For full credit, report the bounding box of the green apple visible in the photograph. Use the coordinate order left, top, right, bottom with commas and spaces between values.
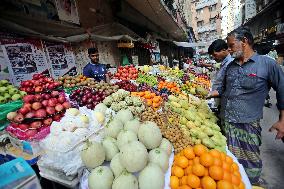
0, 87, 7, 93
0, 80, 9, 86
8, 88, 18, 95
0, 96, 6, 103
19, 91, 27, 96
12, 94, 21, 101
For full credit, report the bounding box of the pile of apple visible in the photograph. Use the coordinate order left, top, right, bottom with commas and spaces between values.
19, 74, 62, 94
69, 87, 107, 110
116, 80, 137, 92
6, 91, 71, 140
112, 65, 138, 80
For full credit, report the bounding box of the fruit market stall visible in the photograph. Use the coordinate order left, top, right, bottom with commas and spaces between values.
0, 66, 252, 189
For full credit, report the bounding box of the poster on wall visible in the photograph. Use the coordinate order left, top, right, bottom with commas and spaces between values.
0, 49, 10, 81
55, 0, 80, 24
1, 39, 50, 86
44, 42, 78, 78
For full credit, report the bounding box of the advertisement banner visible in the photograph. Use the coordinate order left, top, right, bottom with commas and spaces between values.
44, 42, 77, 78
1, 38, 50, 86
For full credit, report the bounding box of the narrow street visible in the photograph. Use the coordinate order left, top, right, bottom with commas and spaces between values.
261, 91, 284, 189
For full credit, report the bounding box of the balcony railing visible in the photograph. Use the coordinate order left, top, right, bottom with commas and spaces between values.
196, 0, 218, 10
197, 23, 217, 33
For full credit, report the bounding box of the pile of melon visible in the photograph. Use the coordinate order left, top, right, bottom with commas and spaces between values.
80, 109, 173, 189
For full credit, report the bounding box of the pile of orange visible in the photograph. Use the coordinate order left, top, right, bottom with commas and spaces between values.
157, 81, 181, 94
131, 91, 163, 110
170, 144, 245, 189
195, 77, 211, 90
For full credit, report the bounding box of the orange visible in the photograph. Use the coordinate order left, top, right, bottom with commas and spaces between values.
220, 153, 226, 161
201, 176, 217, 189
223, 171, 232, 183
193, 157, 200, 164
187, 174, 201, 188
239, 181, 245, 189
231, 163, 239, 172
146, 99, 153, 106
216, 180, 233, 189
200, 153, 214, 167
188, 160, 194, 166
170, 176, 180, 189
233, 185, 239, 189
181, 176, 188, 185
192, 164, 206, 177
210, 149, 221, 158
153, 96, 160, 103
204, 168, 209, 176
222, 162, 231, 172
172, 166, 177, 175
225, 156, 233, 165
176, 156, 189, 169
185, 166, 193, 175
232, 171, 241, 178
231, 174, 241, 186
209, 166, 224, 181
213, 158, 223, 167
193, 144, 208, 157
174, 166, 185, 178
184, 147, 196, 160
180, 185, 192, 189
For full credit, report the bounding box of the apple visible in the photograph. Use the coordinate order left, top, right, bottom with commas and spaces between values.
57, 96, 66, 103
53, 114, 62, 121
32, 102, 42, 110
23, 103, 32, 110
51, 90, 59, 97
46, 107, 56, 115
42, 94, 51, 100
25, 111, 35, 118
34, 94, 42, 102
35, 86, 43, 92
43, 118, 53, 126
30, 121, 42, 129
55, 104, 64, 112
18, 124, 29, 131
62, 102, 71, 109
42, 100, 48, 107
23, 95, 34, 103
35, 109, 47, 118
7, 112, 18, 120
13, 113, 24, 123
48, 98, 57, 107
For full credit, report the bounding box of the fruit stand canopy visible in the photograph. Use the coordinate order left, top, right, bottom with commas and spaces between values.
0, 11, 143, 43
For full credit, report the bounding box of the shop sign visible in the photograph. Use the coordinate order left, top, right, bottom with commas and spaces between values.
117, 41, 134, 48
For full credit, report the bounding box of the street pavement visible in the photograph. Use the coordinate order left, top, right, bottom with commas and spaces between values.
260, 90, 284, 189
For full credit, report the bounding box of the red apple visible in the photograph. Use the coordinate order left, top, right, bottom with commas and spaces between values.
25, 111, 35, 118
42, 93, 51, 100
23, 103, 32, 110
13, 114, 24, 123
34, 94, 42, 102
46, 107, 56, 115
35, 86, 43, 92
62, 102, 71, 109
57, 96, 66, 103
35, 109, 47, 118
53, 114, 61, 121
43, 118, 53, 126
32, 102, 42, 110
30, 121, 42, 129
42, 100, 48, 107
55, 104, 64, 112
18, 124, 29, 130
51, 91, 59, 97
23, 95, 34, 103
10, 122, 19, 128
48, 98, 58, 107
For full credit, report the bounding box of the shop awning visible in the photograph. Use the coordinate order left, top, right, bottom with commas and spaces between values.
173, 41, 210, 47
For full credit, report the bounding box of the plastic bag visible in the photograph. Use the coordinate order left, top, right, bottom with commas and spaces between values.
0, 100, 23, 130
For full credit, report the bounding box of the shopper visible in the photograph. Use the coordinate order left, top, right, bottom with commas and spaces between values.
217, 27, 284, 185
208, 39, 234, 97
83, 47, 109, 82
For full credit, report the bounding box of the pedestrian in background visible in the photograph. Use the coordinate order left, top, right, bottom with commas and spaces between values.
218, 27, 284, 186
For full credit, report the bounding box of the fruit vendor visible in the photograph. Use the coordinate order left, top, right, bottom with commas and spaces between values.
216, 27, 284, 186
83, 48, 109, 82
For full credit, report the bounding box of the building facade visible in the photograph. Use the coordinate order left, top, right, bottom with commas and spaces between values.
189, 0, 222, 54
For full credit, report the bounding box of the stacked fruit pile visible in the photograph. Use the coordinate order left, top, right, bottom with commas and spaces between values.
131, 91, 163, 110
112, 65, 138, 80
194, 74, 211, 90
57, 75, 93, 88
116, 80, 137, 92
69, 87, 108, 110
170, 144, 245, 189
157, 81, 181, 94
20, 74, 61, 94
0, 80, 26, 104
6, 91, 71, 140
136, 73, 158, 87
